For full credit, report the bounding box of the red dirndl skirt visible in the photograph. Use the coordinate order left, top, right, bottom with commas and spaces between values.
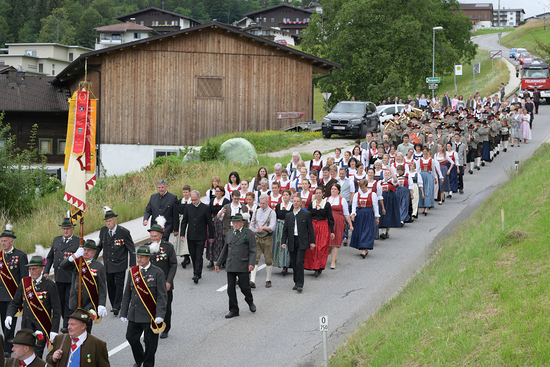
304, 219, 331, 270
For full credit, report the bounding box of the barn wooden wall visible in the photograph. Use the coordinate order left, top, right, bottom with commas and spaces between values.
97, 29, 314, 146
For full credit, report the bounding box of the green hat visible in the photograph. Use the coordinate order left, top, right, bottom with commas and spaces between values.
0, 229, 16, 239
67, 307, 94, 325
135, 245, 151, 256
9, 328, 40, 347
147, 224, 164, 233
104, 210, 118, 220
230, 214, 245, 222
83, 239, 97, 250
26, 255, 45, 267
59, 218, 75, 227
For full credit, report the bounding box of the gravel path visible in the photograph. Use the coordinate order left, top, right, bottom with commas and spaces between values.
264, 137, 355, 157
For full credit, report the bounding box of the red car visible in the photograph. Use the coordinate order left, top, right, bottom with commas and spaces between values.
519, 52, 534, 65
275, 39, 287, 46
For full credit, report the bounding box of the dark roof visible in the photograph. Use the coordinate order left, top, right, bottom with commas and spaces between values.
0, 65, 16, 74
244, 4, 314, 17
115, 7, 201, 25
0, 74, 70, 112
53, 21, 340, 84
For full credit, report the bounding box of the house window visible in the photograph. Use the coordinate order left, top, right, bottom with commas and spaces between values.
51, 64, 55, 76
478, 15, 481, 18
263, 17, 266, 22
307, 17, 310, 21
271, 18, 275, 22
196, 77, 224, 99
296, 29, 300, 35
112, 34, 121, 40
39, 139, 53, 154
57, 140, 66, 155
134, 33, 141, 39
174, 20, 178, 26
0, 61, 4, 65
68, 52, 73, 61
296, 17, 299, 21
256, 17, 260, 22
164, 20, 168, 25
155, 150, 178, 159
39, 63, 43, 73
140, 21, 144, 25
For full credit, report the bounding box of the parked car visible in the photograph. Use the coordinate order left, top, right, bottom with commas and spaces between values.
321, 101, 379, 139
515, 48, 527, 60
275, 39, 287, 46
509, 48, 517, 58
518, 52, 534, 65
376, 104, 405, 126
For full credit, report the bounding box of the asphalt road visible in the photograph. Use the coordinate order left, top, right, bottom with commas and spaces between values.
29, 35, 549, 367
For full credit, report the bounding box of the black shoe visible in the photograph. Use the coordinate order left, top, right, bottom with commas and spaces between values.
249, 303, 256, 312
60, 328, 68, 334
360, 252, 368, 258
313, 270, 319, 278
469, 170, 473, 174
225, 311, 239, 319
476, 166, 480, 170
423, 211, 428, 216
296, 287, 303, 293
133, 363, 142, 367
192, 276, 199, 284
481, 161, 485, 166
160, 331, 169, 339
459, 190, 464, 194
504, 148, 507, 152
250, 281, 256, 288
207, 261, 214, 269
282, 267, 288, 275
112, 309, 119, 316
292, 285, 297, 290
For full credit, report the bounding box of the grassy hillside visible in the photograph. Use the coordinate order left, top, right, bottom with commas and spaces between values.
501, 19, 550, 56
330, 143, 550, 366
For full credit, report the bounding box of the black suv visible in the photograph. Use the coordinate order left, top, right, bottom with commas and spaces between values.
321, 101, 379, 139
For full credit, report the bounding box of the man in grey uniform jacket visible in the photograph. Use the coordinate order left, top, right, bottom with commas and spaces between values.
215, 214, 257, 319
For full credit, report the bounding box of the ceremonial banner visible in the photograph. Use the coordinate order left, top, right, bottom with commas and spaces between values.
0, 251, 22, 316
64, 92, 97, 214
130, 266, 165, 334
22, 277, 52, 347
410, 133, 422, 145
74, 258, 99, 317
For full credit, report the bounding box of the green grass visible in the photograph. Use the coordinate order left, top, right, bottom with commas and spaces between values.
329, 143, 550, 366
501, 19, 550, 57
198, 130, 321, 154
473, 28, 512, 36
2, 133, 315, 253
437, 49, 509, 99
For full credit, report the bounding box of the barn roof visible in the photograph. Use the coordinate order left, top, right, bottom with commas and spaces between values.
244, 4, 314, 17
53, 20, 340, 84
115, 6, 201, 24
0, 73, 70, 112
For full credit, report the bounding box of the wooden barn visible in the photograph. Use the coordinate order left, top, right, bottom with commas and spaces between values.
53, 21, 339, 175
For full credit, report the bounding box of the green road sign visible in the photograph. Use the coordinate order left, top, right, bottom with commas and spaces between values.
426, 77, 440, 83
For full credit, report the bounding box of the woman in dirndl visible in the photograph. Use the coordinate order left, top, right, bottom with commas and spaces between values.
378, 169, 401, 239
446, 142, 459, 196
417, 146, 442, 215
327, 184, 353, 269
350, 179, 380, 258
434, 144, 451, 204
305, 187, 335, 277
175, 184, 192, 269
273, 190, 293, 275
408, 161, 424, 219
207, 185, 229, 269
300, 179, 313, 209
395, 165, 413, 225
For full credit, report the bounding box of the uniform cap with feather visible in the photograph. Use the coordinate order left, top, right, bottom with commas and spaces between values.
102, 206, 118, 220
0, 222, 16, 239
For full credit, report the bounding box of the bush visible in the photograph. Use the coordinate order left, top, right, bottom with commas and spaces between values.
199, 140, 224, 161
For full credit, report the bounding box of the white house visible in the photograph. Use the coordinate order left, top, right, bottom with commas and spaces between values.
243, 25, 299, 46
94, 22, 157, 50
0, 43, 92, 76
492, 8, 525, 27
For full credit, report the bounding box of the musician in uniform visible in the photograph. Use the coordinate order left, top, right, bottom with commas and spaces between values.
6, 256, 61, 358
94, 208, 135, 316
43, 218, 80, 333
120, 245, 167, 367
0, 225, 28, 357
60, 240, 107, 333
499, 108, 511, 152
453, 133, 467, 194
477, 119, 491, 165
146, 223, 176, 339
6, 329, 49, 367
215, 214, 257, 319
47, 308, 110, 367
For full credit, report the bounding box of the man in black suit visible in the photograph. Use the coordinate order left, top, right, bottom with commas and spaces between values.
0, 226, 28, 357
281, 196, 315, 293
442, 91, 451, 108
94, 208, 135, 316
120, 245, 167, 367
215, 214, 257, 319
179, 190, 214, 284
6, 255, 62, 358
143, 179, 179, 241
60, 239, 108, 333
43, 217, 80, 333
147, 224, 177, 339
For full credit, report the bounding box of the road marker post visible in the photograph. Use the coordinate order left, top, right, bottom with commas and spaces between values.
319, 316, 329, 367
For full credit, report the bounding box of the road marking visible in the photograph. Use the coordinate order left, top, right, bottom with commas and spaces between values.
216, 264, 266, 292
109, 340, 130, 357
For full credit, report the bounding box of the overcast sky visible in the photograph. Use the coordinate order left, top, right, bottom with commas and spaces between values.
460, 1, 546, 18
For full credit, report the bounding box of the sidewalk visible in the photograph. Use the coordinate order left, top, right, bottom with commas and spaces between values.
501, 57, 521, 99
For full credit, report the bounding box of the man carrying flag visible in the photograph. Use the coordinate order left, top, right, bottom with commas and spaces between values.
0, 224, 28, 358
5, 255, 62, 358
120, 245, 167, 367
60, 239, 107, 333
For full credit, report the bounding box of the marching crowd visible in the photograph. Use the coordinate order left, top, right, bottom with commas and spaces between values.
0, 88, 540, 367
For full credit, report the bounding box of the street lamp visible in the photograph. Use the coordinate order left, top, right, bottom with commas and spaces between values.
432, 26, 444, 100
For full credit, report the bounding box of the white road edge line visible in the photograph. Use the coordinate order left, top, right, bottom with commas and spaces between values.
108, 340, 130, 357
216, 264, 266, 292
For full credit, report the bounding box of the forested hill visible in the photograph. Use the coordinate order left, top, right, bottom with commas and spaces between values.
0, 0, 308, 48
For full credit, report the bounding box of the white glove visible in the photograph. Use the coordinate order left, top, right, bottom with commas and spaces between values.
98, 305, 107, 318
73, 247, 85, 259
154, 317, 164, 324
120, 317, 127, 324
4, 316, 12, 330
49, 332, 58, 343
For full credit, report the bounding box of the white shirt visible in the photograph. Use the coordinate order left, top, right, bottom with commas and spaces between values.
351, 191, 380, 217
71, 331, 88, 350
140, 262, 151, 272
250, 206, 276, 233
327, 196, 349, 215
21, 354, 36, 366
293, 209, 300, 236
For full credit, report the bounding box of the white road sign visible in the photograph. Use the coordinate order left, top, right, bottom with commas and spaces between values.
319, 316, 329, 332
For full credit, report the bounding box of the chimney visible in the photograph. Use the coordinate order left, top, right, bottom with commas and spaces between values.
16, 70, 25, 78
8, 69, 16, 86
130, 18, 136, 23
